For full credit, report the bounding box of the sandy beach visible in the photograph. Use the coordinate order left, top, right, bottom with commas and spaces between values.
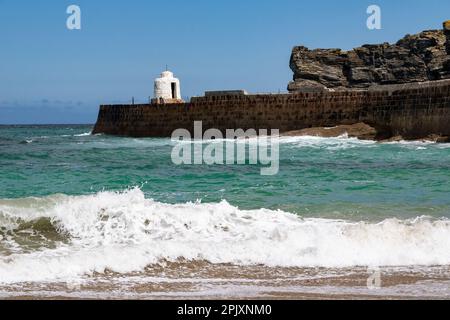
2, 262, 449, 300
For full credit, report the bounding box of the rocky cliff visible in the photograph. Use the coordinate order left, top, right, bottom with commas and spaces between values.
288, 22, 450, 92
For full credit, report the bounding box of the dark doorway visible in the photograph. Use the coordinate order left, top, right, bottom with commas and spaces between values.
171, 83, 176, 99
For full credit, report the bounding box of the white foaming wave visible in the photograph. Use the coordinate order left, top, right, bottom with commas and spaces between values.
381, 139, 450, 150
277, 134, 376, 150
174, 134, 376, 151
278, 135, 450, 150
79, 138, 175, 149
73, 132, 92, 137
59, 132, 92, 138
0, 188, 450, 282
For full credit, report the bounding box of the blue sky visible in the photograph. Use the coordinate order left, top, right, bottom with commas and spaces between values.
1, 0, 449, 124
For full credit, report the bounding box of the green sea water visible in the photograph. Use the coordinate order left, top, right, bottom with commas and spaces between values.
1, 124, 450, 222
1, 124, 450, 289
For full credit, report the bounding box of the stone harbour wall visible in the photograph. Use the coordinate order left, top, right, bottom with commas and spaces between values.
93, 79, 450, 140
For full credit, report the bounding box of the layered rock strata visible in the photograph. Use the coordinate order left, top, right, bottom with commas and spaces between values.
289, 23, 450, 92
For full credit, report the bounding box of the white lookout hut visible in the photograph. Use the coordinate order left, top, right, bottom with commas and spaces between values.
153, 70, 183, 104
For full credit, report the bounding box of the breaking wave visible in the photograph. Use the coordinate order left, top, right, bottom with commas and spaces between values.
0, 188, 450, 282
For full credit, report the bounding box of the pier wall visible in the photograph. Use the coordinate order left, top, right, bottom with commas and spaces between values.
93, 80, 450, 139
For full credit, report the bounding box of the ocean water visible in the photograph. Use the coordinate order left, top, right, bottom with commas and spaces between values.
1, 124, 450, 298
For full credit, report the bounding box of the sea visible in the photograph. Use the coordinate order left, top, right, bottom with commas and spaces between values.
0, 124, 449, 299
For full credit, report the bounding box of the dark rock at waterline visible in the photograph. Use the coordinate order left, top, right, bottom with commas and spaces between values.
282, 123, 378, 140
283, 124, 450, 143
288, 26, 450, 91
377, 136, 405, 143
423, 134, 450, 143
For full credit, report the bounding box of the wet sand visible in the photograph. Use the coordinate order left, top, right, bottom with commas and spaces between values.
1, 262, 450, 300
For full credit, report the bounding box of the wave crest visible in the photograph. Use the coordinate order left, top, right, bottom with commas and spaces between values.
0, 188, 450, 282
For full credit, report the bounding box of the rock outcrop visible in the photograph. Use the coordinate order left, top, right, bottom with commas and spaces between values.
283, 123, 378, 140
445, 20, 450, 54
288, 22, 450, 91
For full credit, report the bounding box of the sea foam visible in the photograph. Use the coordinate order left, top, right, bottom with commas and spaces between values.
0, 188, 450, 282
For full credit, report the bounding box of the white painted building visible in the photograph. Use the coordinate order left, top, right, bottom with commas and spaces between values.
153, 70, 182, 103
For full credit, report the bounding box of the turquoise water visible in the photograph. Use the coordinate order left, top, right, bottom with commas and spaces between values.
1, 124, 450, 222
1, 124, 450, 287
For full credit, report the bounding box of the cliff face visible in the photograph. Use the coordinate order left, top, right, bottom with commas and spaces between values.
288, 27, 450, 92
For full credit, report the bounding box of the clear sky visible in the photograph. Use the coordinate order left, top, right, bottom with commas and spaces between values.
1, 0, 449, 124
